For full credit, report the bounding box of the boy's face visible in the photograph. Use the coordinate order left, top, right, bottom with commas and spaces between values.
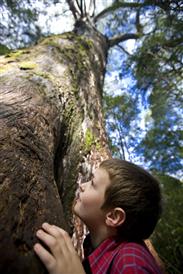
73, 167, 111, 230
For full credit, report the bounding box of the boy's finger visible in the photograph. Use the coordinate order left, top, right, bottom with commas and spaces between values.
53, 225, 77, 254
42, 223, 71, 249
42, 223, 63, 239
34, 243, 55, 272
40, 224, 70, 257
41, 223, 75, 256
36, 229, 59, 252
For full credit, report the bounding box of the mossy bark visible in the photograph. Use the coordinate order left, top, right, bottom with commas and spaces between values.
0, 29, 110, 273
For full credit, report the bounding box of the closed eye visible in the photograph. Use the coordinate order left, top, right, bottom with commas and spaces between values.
90, 173, 95, 187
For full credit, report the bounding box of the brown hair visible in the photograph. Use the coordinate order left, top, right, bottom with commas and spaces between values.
100, 159, 162, 241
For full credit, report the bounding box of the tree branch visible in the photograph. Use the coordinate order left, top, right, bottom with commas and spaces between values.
163, 37, 183, 48
117, 44, 131, 56
66, 0, 80, 20
94, 1, 144, 23
89, 0, 96, 18
83, 0, 87, 17
75, 0, 82, 16
135, 8, 143, 35
94, 0, 172, 23
109, 33, 140, 48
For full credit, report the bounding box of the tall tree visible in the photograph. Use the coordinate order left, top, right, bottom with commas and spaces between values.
0, 0, 180, 272
0, 26, 110, 273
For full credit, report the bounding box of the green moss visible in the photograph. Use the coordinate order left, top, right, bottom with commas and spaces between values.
0, 64, 10, 73
34, 70, 51, 79
84, 128, 102, 152
6, 50, 23, 58
39, 33, 94, 100
60, 39, 93, 96
84, 129, 95, 151
40, 38, 61, 48
0, 44, 10, 55
19, 61, 37, 70
96, 141, 101, 150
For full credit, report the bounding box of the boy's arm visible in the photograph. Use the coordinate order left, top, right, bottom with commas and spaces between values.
34, 223, 85, 274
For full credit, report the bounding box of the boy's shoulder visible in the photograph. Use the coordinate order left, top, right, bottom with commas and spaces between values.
115, 241, 152, 260
83, 236, 163, 274
112, 241, 162, 273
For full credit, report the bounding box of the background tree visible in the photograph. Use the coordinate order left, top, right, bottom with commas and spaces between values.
129, 0, 183, 176
103, 0, 182, 176
0, 1, 182, 273
151, 174, 183, 274
103, 92, 140, 160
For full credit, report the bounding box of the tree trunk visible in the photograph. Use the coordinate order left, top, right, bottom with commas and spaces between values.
0, 26, 110, 273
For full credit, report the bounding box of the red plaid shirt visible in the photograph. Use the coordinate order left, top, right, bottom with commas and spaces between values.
82, 235, 163, 274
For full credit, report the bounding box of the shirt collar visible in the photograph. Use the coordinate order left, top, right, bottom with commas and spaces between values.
83, 233, 121, 259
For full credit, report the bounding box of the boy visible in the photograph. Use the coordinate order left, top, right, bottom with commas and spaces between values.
34, 159, 163, 273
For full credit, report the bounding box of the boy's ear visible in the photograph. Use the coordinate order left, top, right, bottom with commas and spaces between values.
105, 208, 126, 227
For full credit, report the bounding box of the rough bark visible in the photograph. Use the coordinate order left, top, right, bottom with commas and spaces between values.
0, 26, 110, 273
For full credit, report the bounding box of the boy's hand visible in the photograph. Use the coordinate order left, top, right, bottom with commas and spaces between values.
34, 223, 85, 274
